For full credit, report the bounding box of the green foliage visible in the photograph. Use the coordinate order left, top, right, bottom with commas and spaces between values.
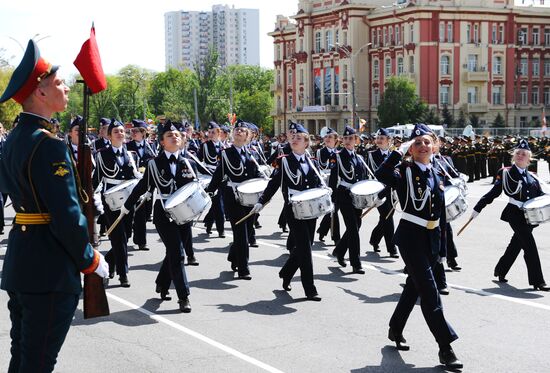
0, 65, 20, 129
493, 112, 506, 128
441, 105, 454, 128
422, 108, 441, 125
456, 109, 467, 128
377, 76, 427, 126
469, 113, 480, 128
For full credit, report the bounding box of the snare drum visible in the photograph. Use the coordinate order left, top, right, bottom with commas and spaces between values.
523, 195, 550, 225
450, 173, 468, 195
444, 185, 468, 222
164, 182, 212, 225
290, 188, 333, 220
104, 179, 139, 211
349, 180, 386, 209
236, 178, 270, 207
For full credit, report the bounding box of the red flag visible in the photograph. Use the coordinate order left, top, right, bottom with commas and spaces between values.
74, 25, 107, 94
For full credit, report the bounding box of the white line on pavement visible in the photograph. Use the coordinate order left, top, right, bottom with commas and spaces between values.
193, 227, 550, 312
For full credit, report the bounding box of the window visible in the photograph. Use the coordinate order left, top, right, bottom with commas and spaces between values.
325, 30, 333, 50
492, 24, 497, 44
377, 29, 381, 47
315, 32, 321, 53
373, 60, 379, 79
300, 69, 304, 84
439, 23, 445, 43
467, 87, 478, 104
343, 31, 348, 45
335, 30, 339, 45
544, 87, 550, 105
499, 25, 505, 44
468, 54, 478, 72
474, 24, 479, 43
409, 55, 415, 73
447, 23, 453, 43
288, 95, 293, 109
383, 28, 387, 46
466, 24, 471, 43
276, 45, 281, 60
520, 87, 528, 105
533, 59, 540, 76
409, 23, 414, 43
389, 27, 393, 45
533, 28, 539, 45
493, 56, 502, 75
533, 86, 539, 105
545, 59, 550, 76
288, 69, 292, 85
519, 28, 527, 45
520, 116, 527, 127
493, 86, 502, 105
300, 39, 304, 52
372, 30, 377, 47
397, 57, 404, 75
441, 55, 450, 75
373, 88, 380, 106
395, 25, 400, 45
545, 29, 550, 46
440, 86, 449, 105
520, 58, 528, 76
385, 58, 391, 76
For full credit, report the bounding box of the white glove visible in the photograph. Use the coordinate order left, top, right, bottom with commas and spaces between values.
93, 192, 104, 216
94, 251, 109, 278
251, 203, 263, 214
470, 210, 479, 220
139, 191, 152, 203
120, 205, 130, 216
438, 256, 446, 264
398, 140, 413, 155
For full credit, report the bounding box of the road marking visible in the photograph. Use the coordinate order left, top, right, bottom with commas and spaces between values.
106, 292, 285, 373
193, 227, 550, 312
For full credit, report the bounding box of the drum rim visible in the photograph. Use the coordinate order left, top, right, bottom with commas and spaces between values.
290, 188, 329, 201
104, 179, 139, 194
165, 182, 201, 208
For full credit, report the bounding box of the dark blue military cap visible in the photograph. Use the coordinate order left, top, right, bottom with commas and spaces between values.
288, 121, 298, 132
342, 125, 356, 136
99, 118, 111, 126
183, 121, 192, 129
208, 121, 220, 130
70, 115, 83, 130
409, 123, 433, 140
376, 127, 390, 137
324, 127, 337, 136
234, 120, 249, 129
516, 138, 531, 151
172, 121, 184, 132
131, 119, 147, 129
0, 39, 59, 104
158, 120, 179, 138
295, 123, 308, 135
108, 119, 124, 135
221, 124, 231, 133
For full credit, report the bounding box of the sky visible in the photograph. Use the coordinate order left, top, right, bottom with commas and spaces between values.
0, 0, 298, 79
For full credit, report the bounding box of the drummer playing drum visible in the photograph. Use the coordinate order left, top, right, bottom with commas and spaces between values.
205, 121, 263, 280
252, 124, 323, 301
329, 126, 370, 274
470, 138, 550, 291
120, 121, 201, 312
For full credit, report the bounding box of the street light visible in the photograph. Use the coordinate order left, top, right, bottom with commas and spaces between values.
332, 41, 371, 129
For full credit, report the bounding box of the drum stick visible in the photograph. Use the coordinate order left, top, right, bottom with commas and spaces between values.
385, 201, 398, 220
457, 217, 474, 236
106, 212, 126, 236
360, 205, 377, 219
236, 211, 255, 225
5, 201, 12, 208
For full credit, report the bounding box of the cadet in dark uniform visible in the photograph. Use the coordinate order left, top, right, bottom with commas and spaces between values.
329, 126, 369, 273
0, 123, 5, 235
122, 122, 196, 312
67, 116, 81, 163
93, 120, 142, 287
199, 121, 225, 237
0, 39, 109, 373
253, 124, 323, 301
367, 128, 398, 258
205, 121, 262, 279
375, 124, 462, 369
93, 117, 111, 153
471, 139, 549, 291
316, 127, 341, 244
183, 121, 200, 155
127, 119, 157, 250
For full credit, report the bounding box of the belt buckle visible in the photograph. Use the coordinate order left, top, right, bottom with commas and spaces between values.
426, 220, 438, 229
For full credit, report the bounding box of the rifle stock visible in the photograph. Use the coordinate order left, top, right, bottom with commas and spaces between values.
79, 82, 110, 319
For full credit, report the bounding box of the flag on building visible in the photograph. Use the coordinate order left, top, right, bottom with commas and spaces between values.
74, 24, 107, 94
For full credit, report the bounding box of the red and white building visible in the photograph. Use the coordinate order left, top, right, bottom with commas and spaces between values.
269, 0, 550, 134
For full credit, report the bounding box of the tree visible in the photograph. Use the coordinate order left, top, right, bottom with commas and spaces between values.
441, 105, 454, 128
377, 76, 427, 126
422, 108, 441, 125
493, 112, 505, 128
115, 65, 153, 122
149, 68, 196, 122
193, 48, 220, 127
456, 109, 466, 128
0, 66, 20, 129
469, 113, 480, 128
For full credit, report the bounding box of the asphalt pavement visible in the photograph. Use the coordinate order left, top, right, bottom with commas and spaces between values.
1, 162, 550, 373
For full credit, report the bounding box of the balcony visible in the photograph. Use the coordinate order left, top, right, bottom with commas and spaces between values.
467, 103, 488, 113
465, 71, 489, 82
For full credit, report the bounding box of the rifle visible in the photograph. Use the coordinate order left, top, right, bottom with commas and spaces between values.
78, 81, 110, 319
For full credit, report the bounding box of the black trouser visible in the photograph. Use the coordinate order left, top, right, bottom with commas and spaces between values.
247, 214, 257, 245
0, 192, 5, 232
204, 193, 225, 234
280, 205, 318, 297
132, 198, 150, 246
390, 242, 458, 346
495, 221, 545, 286
224, 190, 251, 276
433, 262, 447, 290
317, 204, 341, 242
179, 222, 195, 258
466, 155, 475, 182
277, 208, 287, 230
480, 155, 487, 178
155, 210, 190, 300
333, 191, 362, 269
369, 197, 396, 254
103, 203, 133, 276
446, 223, 458, 262
7, 291, 79, 373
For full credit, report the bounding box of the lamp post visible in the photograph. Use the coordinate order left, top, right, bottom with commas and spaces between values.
333, 42, 371, 130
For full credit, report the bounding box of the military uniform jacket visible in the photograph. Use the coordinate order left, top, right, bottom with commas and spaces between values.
328, 150, 369, 194
124, 150, 199, 224
199, 140, 221, 172
93, 137, 110, 154
205, 145, 262, 196
93, 146, 141, 193
316, 146, 336, 172
375, 151, 447, 257
127, 139, 157, 169
0, 113, 95, 294
474, 165, 544, 226
259, 153, 323, 206
432, 154, 460, 186
266, 142, 291, 165
187, 138, 200, 155
367, 148, 394, 198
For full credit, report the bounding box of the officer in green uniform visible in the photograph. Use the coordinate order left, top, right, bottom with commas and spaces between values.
0, 40, 109, 373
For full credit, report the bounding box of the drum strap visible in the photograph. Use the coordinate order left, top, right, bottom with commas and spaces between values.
508, 198, 523, 208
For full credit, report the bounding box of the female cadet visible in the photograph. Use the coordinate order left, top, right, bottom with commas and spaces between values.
93, 120, 142, 287
329, 126, 369, 274
121, 121, 198, 312
375, 124, 462, 369
252, 124, 323, 301
471, 139, 549, 291
205, 121, 262, 280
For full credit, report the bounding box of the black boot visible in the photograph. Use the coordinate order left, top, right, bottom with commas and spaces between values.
388, 328, 409, 351
178, 297, 191, 313
438, 346, 463, 369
